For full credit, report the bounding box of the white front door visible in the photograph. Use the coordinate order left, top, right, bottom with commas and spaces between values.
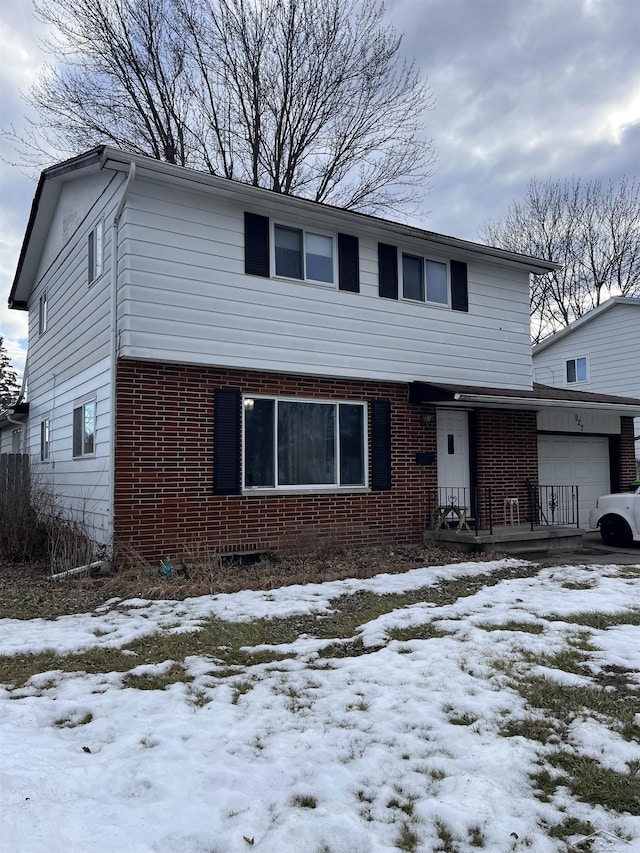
437, 409, 470, 496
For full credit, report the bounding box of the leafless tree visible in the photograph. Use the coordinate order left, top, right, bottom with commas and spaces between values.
12, 0, 434, 213
482, 176, 640, 343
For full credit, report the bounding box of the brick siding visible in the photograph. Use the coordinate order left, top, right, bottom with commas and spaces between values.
620, 416, 637, 488
114, 360, 438, 560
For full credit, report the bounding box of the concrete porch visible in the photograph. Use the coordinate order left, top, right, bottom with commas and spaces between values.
424, 523, 586, 557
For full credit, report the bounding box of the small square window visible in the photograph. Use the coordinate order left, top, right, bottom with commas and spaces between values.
566, 356, 588, 383
274, 224, 334, 284
40, 419, 50, 461
73, 401, 95, 458
39, 292, 48, 335
401, 254, 448, 305
88, 221, 104, 284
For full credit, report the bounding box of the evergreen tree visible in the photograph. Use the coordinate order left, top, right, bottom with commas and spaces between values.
0, 338, 21, 410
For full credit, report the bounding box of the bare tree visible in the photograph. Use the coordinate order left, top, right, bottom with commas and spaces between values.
13, 0, 434, 213
482, 176, 640, 343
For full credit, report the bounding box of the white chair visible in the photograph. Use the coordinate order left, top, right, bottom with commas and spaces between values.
503, 497, 520, 525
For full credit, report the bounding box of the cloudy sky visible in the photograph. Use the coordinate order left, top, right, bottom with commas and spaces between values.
1, 0, 639, 379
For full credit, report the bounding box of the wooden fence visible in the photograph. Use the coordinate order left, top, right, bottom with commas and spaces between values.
0, 453, 30, 510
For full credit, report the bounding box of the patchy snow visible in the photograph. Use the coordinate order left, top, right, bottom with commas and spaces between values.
0, 558, 639, 852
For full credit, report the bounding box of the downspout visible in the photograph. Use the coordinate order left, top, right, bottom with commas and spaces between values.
5, 351, 29, 453
108, 162, 136, 549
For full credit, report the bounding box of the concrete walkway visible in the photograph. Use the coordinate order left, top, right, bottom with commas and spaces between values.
541, 530, 640, 566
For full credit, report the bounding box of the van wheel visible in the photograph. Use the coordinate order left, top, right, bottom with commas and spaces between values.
600, 516, 633, 548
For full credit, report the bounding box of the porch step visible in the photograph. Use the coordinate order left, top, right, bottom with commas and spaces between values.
424, 524, 586, 557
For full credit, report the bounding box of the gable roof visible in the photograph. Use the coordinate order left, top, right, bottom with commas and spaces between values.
533, 297, 640, 356
9, 145, 560, 309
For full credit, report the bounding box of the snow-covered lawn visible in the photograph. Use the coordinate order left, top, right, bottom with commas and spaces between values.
1, 558, 639, 852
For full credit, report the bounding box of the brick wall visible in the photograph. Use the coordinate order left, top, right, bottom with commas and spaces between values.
619, 416, 638, 488
114, 360, 438, 560
474, 408, 539, 520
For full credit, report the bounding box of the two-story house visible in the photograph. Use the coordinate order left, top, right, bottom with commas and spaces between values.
533, 297, 640, 471
7, 147, 640, 560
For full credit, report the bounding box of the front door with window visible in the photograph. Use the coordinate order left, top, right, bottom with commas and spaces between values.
437, 409, 470, 500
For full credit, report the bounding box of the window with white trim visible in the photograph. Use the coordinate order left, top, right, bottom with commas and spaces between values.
88, 221, 104, 284
38, 291, 48, 334
243, 396, 366, 490
566, 356, 588, 383
402, 254, 448, 305
40, 419, 50, 461
73, 400, 95, 458
274, 224, 335, 284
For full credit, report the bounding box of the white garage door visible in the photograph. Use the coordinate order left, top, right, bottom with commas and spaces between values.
538, 435, 610, 529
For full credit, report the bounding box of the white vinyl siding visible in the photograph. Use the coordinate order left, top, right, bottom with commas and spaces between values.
116, 179, 534, 390
533, 301, 640, 458
26, 359, 112, 542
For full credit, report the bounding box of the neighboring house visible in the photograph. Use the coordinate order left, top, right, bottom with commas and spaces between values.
6, 147, 640, 559
533, 298, 640, 472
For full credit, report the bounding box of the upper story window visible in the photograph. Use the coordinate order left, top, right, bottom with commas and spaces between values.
566, 356, 588, 383
88, 221, 104, 284
73, 400, 95, 458
274, 224, 334, 284
245, 212, 359, 292
38, 291, 48, 334
243, 395, 366, 491
378, 242, 468, 312
402, 254, 448, 305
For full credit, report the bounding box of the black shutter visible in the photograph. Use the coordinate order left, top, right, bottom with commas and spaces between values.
378, 243, 398, 299
371, 399, 392, 491
244, 212, 270, 277
213, 388, 241, 495
450, 260, 468, 312
338, 233, 360, 292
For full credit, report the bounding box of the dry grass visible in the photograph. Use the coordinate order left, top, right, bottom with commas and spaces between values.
0, 539, 499, 620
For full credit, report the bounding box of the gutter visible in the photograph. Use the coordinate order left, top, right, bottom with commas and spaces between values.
451, 391, 640, 415
107, 161, 136, 547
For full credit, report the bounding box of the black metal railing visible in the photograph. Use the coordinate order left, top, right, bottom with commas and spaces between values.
526, 481, 580, 529
426, 486, 493, 535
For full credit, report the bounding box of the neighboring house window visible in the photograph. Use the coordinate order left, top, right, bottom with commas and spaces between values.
88, 221, 104, 283
402, 254, 448, 305
274, 224, 334, 284
243, 396, 366, 490
73, 400, 95, 457
11, 429, 21, 453
566, 356, 588, 383
40, 419, 50, 461
38, 291, 48, 334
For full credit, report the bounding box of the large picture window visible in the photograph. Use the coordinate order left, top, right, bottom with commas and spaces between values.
402, 254, 448, 305
274, 224, 334, 284
73, 400, 95, 458
243, 396, 366, 490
